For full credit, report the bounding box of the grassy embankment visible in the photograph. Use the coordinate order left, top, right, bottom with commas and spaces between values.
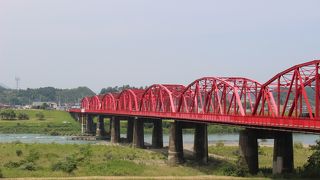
0, 142, 313, 178
208, 144, 313, 177
0, 109, 81, 135
0, 143, 232, 178
0, 109, 241, 135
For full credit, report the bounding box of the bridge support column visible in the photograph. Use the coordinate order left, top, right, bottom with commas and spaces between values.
127, 118, 134, 143
133, 118, 144, 148
81, 114, 86, 134
273, 132, 294, 174
96, 115, 106, 139
239, 129, 258, 174
152, 119, 163, 148
111, 116, 120, 143
168, 121, 184, 165
86, 115, 95, 135
194, 123, 208, 164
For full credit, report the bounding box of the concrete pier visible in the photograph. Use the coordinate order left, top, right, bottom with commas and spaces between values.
194, 123, 208, 164
96, 115, 106, 139
85, 115, 95, 135
111, 116, 120, 143
127, 118, 134, 143
273, 132, 294, 174
239, 129, 258, 174
152, 119, 163, 148
168, 121, 184, 165
133, 118, 144, 148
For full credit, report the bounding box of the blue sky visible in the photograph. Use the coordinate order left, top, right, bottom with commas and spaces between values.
0, 0, 319, 92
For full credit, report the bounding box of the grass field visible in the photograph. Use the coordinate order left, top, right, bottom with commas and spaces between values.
0, 143, 240, 178
0, 143, 314, 179
0, 109, 81, 135
208, 145, 313, 169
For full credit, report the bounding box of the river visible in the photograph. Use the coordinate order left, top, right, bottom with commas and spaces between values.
0, 133, 319, 146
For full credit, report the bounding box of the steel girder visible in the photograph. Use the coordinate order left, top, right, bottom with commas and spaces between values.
253, 60, 320, 119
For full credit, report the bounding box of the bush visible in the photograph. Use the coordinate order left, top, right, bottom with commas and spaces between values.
301, 140, 320, 177
26, 150, 40, 163
16, 149, 23, 157
35, 112, 45, 120
0, 110, 16, 120
17, 112, 29, 120
51, 155, 78, 173
0, 168, 3, 178
4, 161, 21, 168
19, 162, 37, 171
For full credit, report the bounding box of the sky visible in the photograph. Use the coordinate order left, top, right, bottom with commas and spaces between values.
0, 0, 320, 93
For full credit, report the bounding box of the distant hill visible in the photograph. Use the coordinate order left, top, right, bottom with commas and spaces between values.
0, 86, 95, 105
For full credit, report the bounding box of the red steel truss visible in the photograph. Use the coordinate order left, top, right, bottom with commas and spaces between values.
70, 60, 320, 133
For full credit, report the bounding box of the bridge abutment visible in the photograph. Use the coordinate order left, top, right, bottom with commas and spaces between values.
239, 129, 259, 174
152, 119, 163, 148
168, 121, 184, 165
273, 132, 294, 174
133, 118, 144, 148
194, 123, 208, 164
111, 116, 120, 143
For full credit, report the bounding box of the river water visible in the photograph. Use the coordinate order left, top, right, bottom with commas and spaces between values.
0, 133, 319, 146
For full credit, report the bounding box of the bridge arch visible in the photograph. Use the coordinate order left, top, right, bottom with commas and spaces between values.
81, 97, 90, 110
178, 77, 245, 115
140, 84, 185, 113
253, 60, 320, 119
220, 77, 262, 115
89, 95, 102, 110
117, 89, 144, 111
101, 93, 117, 111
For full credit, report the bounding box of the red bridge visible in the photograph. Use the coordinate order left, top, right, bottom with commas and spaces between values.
69, 60, 320, 175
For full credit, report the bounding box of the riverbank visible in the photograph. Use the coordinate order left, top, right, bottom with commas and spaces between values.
0, 110, 81, 135
0, 142, 313, 179
0, 109, 242, 135
0, 142, 231, 178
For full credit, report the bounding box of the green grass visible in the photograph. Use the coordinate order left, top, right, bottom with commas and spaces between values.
208, 145, 313, 169
0, 143, 241, 178
0, 109, 81, 135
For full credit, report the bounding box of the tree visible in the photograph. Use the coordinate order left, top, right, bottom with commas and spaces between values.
301, 140, 320, 177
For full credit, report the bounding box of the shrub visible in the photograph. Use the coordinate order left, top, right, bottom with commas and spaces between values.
35, 112, 45, 120
0, 110, 16, 120
0, 168, 3, 178
17, 112, 29, 120
301, 140, 320, 177
16, 149, 23, 157
4, 161, 21, 168
26, 150, 40, 162
51, 155, 78, 173
19, 162, 36, 171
